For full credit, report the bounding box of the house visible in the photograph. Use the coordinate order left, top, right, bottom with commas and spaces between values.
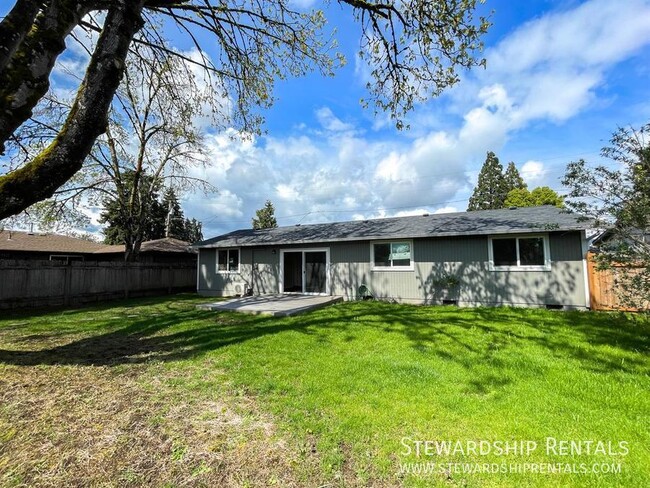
0, 230, 105, 262
194, 206, 593, 309
0, 230, 196, 265
93, 238, 197, 264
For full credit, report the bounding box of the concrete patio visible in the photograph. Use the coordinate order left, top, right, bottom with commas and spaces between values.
197, 294, 343, 317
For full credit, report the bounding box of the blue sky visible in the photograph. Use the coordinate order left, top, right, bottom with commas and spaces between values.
184, 0, 650, 238
3, 0, 650, 239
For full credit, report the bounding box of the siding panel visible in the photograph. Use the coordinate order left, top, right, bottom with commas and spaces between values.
198, 231, 587, 307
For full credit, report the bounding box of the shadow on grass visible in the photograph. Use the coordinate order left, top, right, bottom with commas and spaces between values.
0, 298, 648, 378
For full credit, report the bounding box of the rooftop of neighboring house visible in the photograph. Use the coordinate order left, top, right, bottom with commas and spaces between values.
0, 230, 193, 255
0, 229, 104, 254
93, 238, 194, 254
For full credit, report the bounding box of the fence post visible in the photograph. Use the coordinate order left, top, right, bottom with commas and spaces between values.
124, 263, 130, 299
63, 263, 71, 306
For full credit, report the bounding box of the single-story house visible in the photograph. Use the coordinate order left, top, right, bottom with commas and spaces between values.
194, 206, 593, 309
0, 230, 196, 264
93, 238, 197, 264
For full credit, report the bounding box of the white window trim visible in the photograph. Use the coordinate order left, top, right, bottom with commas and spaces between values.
216, 247, 241, 274
370, 240, 414, 271
488, 234, 551, 272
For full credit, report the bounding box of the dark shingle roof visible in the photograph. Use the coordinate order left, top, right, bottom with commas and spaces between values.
93, 238, 193, 254
196, 206, 591, 249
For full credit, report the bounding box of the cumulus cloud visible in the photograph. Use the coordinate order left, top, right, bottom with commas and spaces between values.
51, 0, 650, 239
479, 0, 650, 126
520, 160, 548, 186
315, 107, 356, 133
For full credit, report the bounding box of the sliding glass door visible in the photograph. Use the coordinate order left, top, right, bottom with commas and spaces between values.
281, 249, 329, 294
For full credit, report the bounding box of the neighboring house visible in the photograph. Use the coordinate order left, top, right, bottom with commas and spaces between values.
194, 206, 593, 309
0, 230, 104, 262
0, 230, 196, 264
93, 238, 197, 264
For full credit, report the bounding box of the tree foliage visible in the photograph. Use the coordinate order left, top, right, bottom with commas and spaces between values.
467, 151, 508, 211
101, 180, 202, 254
504, 161, 527, 192
0, 0, 490, 219
161, 188, 203, 242
563, 123, 650, 309
504, 186, 564, 208
252, 199, 278, 229
4, 43, 212, 259
99, 171, 166, 248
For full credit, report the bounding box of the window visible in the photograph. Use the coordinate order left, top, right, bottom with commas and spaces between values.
489, 235, 549, 270
217, 248, 239, 272
372, 241, 412, 269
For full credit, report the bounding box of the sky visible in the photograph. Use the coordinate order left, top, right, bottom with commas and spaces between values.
3, 0, 650, 239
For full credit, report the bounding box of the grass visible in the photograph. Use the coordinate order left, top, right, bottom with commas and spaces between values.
1, 295, 648, 487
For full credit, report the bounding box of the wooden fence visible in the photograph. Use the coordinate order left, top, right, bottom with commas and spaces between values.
587, 252, 648, 311
0, 260, 196, 310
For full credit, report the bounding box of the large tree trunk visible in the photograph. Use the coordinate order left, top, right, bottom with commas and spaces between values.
0, 0, 146, 220
0, 0, 91, 154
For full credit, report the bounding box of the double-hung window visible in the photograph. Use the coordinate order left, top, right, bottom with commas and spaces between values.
371, 241, 413, 270
217, 248, 240, 273
489, 235, 550, 271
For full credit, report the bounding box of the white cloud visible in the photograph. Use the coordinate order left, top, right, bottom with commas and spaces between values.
520, 160, 547, 185
59, 0, 650, 239
478, 0, 650, 126
315, 107, 355, 132
433, 206, 458, 214
288, 0, 317, 9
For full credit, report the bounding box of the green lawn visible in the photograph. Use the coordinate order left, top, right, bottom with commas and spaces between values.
1, 295, 648, 487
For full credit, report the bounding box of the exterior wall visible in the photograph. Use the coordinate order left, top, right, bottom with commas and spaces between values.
197, 247, 279, 296
197, 231, 588, 308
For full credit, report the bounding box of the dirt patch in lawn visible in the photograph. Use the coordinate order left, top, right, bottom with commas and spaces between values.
0, 363, 321, 487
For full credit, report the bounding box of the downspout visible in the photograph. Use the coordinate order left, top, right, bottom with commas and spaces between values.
195, 248, 200, 292
250, 248, 255, 295
581, 230, 591, 309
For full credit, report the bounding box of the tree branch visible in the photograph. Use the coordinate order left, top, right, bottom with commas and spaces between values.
0, 0, 147, 219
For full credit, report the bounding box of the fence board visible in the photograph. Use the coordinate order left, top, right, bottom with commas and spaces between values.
0, 260, 196, 310
587, 252, 648, 311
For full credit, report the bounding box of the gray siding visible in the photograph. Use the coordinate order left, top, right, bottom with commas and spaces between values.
198, 231, 588, 308
198, 248, 251, 296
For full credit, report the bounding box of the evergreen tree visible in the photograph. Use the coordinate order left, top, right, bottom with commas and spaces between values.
99, 171, 167, 248
467, 152, 508, 211
504, 162, 527, 193
161, 188, 185, 239
182, 218, 204, 243
161, 188, 204, 242
252, 200, 278, 229
100, 181, 204, 258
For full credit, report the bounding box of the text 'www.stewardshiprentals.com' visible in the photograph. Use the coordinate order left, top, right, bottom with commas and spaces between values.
398, 462, 623, 476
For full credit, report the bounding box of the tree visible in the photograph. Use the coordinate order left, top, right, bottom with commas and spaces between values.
161, 188, 203, 242
252, 200, 278, 229
467, 151, 508, 211
180, 218, 203, 243
7, 42, 212, 260
563, 123, 650, 308
504, 161, 527, 192
99, 170, 167, 247
101, 181, 203, 251
504, 186, 564, 208
0, 0, 490, 219
162, 187, 184, 238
